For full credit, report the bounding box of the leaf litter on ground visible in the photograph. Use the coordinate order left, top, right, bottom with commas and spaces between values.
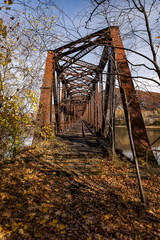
0, 137, 160, 239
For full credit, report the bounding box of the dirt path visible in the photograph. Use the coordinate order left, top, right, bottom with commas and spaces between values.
0, 121, 160, 240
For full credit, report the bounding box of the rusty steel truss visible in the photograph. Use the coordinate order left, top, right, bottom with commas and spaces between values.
36, 26, 156, 163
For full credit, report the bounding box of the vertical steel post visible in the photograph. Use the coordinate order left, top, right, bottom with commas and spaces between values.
97, 106, 99, 133
60, 82, 65, 131
52, 64, 60, 135
102, 56, 112, 135
37, 52, 54, 127
92, 82, 96, 130
88, 102, 90, 123
110, 27, 155, 162
107, 49, 116, 154
99, 73, 103, 133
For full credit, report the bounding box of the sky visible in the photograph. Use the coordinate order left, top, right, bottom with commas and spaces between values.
51, 0, 160, 93
56, 0, 160, 93
54, 0, 93, 38
61, 0, 89, 16
0, 0, 159, 93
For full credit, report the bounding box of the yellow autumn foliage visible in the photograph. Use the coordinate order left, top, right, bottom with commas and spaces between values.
0, 95, 32, 160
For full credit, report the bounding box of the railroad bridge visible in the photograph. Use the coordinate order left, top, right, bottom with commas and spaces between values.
36, 26, 155, 164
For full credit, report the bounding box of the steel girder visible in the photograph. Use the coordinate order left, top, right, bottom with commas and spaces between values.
36, 52, 54, 126
36, 26, 156, 163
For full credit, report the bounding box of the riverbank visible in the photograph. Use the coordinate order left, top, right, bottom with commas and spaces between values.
0, 135, 160, 240
115, 125, 160, 129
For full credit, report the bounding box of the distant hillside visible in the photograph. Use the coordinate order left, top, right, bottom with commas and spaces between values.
115, 88, 160, 111
114, 89, 160, 125
136, 90, 160, 111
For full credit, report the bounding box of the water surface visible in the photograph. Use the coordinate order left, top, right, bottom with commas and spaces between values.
115, 127, 160, 164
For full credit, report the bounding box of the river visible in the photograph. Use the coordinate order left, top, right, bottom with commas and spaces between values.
115, 126, 160, 165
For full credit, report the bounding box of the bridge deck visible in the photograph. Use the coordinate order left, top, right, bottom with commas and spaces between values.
46, 121, 105, 177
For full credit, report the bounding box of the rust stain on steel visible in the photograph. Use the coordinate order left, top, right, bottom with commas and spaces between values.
110, 27, 151, 150
37, 51, 54, 126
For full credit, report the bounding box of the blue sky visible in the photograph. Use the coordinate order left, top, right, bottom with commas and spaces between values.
61, 0, 89, 15
1, 0, 159, 93
50, 0, 160, 93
